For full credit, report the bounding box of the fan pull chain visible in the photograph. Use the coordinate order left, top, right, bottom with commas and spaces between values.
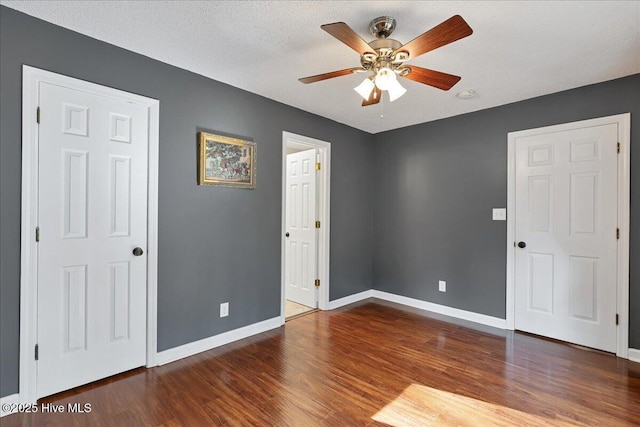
379, 94, 384, 120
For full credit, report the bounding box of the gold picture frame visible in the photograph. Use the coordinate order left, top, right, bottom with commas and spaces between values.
198, 132, 256, 188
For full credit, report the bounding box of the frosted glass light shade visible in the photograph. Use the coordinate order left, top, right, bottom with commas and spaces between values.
374, 67, 396, 91
354, 78, 375, 100
387, 78, 407, 102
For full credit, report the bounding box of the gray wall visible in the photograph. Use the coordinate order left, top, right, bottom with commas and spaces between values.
373, 75, 639, 344
0, 6, 373, 397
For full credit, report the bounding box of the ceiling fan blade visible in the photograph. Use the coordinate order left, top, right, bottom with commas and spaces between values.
401, 66, 461, 91
362, 87, 382, 106
321, 22, 376, 55
299, 68, 363, 84
394, 15, 472, 60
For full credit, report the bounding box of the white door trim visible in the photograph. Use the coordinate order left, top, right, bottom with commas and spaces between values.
281, 131, 331, 323
506, 113, 631, 358
19, 65, 160, 404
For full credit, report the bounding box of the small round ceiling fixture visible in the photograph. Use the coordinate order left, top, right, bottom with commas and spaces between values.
456, 89, 477, 99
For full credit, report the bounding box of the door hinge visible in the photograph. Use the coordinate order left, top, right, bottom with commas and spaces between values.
35, 344, 39, 361
315, 162, 321, 171
616, 228, 620, 239
314, 279, 320, 287
36, 107, 40, 124
616, 314, 619, 325
617, 142, 620, 153
35, 226, 40, 242
315, 221, 320, 229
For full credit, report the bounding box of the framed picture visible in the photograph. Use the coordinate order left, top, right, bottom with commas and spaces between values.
198, 132, 256, 188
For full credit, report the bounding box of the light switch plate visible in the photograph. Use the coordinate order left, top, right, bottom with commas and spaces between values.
492, 208, 507, 221
220, 302, 229, 318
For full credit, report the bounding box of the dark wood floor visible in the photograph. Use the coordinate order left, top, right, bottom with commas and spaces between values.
4, 299, 640, 426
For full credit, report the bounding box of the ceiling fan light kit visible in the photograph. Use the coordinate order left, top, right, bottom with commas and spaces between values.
387, 79, 407, 102
354, 77, 375, 99
373, 67, 395, 91
300, 15, 473, 107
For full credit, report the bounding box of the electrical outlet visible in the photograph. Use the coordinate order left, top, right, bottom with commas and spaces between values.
220, 302, 229, 318
439, 281, 446, 292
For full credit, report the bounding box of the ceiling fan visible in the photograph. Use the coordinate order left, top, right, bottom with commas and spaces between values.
299, 15, 473, 106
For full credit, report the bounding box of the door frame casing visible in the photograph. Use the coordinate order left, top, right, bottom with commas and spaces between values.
19, 66, 160, 403
505, 113, 631, 358
281, 131, 331, 323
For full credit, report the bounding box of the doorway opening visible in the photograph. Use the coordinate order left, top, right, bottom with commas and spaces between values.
281, 132, 331, 322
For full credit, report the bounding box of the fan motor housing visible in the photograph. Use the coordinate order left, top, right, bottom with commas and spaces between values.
368, 38, 402, 52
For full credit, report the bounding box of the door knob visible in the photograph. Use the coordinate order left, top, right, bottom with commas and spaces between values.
285, 232, 290, 238
517, 241, 526, 249
132, 247, 144, 256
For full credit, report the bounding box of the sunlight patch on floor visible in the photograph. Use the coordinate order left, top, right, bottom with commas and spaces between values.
372, 384, 577, 426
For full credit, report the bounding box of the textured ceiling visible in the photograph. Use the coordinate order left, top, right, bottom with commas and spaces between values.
2, 1, 639, 133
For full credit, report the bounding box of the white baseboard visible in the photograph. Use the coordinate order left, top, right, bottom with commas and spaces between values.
0, 393, 21, 417
371, 290, 508, 329
328, 288, 507, 330
629, 348, 640, 363
155, 317, 282, 366
328, 290, 374, 310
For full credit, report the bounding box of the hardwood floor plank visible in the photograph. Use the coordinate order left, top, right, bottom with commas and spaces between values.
3, 299, 639, 426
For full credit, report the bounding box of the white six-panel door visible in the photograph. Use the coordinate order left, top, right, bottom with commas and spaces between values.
514, 123, 618, 352
36, 82, 149, 398
285, 148, 318, 308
